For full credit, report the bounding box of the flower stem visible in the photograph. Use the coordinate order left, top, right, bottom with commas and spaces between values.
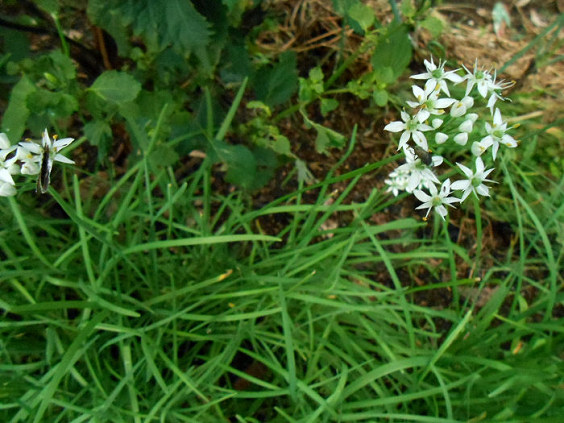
472, 194, 483, 263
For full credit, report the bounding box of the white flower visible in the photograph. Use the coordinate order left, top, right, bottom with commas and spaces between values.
19, 129, 75, 166
0, 155, 17, 183
392, 147, 440, 193
450, 96, 474, 117
406, 85, 456, 118
16, 144, 41, 175
480, 108, 518, 160
0, 133, 13, 150
0, 181, 16, 197
411, 57, 464, 96
385, 168, 410, 196
486, 71, 514, 113
414, 178, 459, 220
451, 157, 496, 202
384, 110, 433, 151
18, 129, 75, 193
471, 139, 492, 157
463, 60, 493, 98
0, 133, 19, 192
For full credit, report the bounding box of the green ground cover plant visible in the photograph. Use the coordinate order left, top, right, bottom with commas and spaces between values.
1, 1, 563, 422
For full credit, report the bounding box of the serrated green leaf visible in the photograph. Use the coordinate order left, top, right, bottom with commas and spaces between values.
309, 67, 324, 84
255, 132, 293, 157
400, 0, 416, 18
295, 159, 316, 185
314, 125, 346, 154
373, 89, 388, 107
164, 0, 211, 51
253, 51, 298, 107
247, 101, 272, 116
270, 136, 292, 156
84, 120, 113, 161
302, 112, 346, 154
149, 143, 179, 169
213, 139, 257, 190
84, 120, 112, 147
320, 98, 339, 117
347, 2, 375, 32
27, 90, 78, 117
89, 71, 141, 105
420, 15, 444, 38
86, 0, 132, 55
1, 75, 35, 141
87, 0, 211, 56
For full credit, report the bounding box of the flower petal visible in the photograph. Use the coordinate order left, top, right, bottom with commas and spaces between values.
53, 153, 75, 165
53, 137, 75, 150
384, 121, 405, 133
413, 189, 431, 203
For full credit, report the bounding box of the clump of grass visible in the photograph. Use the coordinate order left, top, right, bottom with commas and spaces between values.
1, 119, 563, 422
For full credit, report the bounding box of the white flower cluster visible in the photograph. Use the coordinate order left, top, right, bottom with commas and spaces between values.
0, 129, 75, 196
384, 58, 518, 220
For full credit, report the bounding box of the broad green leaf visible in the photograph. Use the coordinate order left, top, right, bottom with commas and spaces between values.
89, 71, 141, 105
0, 27, 30, 63
252, 147, 278, 190
371, 23, 412, 80
35, 0, 59, 15
374, 66, 395, 85
221, 0, 240, 11
1, 75, 35, 141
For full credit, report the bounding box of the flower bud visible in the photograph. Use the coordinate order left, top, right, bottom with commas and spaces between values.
454, 132, 468, 145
